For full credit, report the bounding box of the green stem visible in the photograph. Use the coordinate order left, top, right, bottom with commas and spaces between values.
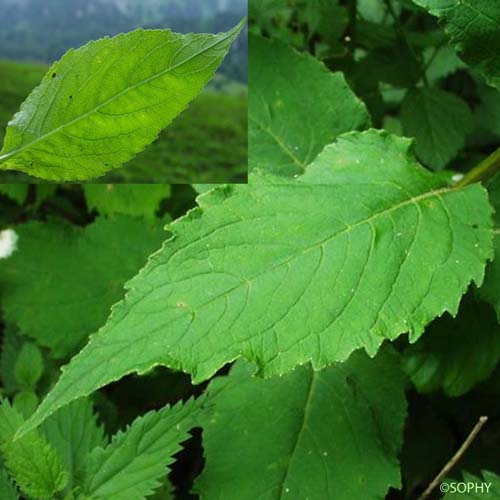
455, 147, 500, 187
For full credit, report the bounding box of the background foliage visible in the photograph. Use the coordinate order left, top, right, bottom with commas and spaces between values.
1, 1, 500, 499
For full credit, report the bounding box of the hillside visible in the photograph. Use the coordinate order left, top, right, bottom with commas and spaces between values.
0, 0, 247, 82
0, 59, 248, 184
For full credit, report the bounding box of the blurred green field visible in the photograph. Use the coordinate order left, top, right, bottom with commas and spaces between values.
0, 59, 248, 184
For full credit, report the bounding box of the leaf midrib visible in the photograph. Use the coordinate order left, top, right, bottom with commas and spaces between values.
0, 27, 238, 165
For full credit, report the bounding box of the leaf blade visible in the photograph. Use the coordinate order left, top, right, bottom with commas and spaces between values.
19, 130, 494, 435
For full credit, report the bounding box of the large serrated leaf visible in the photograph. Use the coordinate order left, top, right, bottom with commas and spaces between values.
0, 22, 244, 181
19, 130, 493, 434
195, 348, 407, 500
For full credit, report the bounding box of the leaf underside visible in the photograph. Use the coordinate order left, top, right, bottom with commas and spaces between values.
20, 129, 493, 434
0, 22, 244, 181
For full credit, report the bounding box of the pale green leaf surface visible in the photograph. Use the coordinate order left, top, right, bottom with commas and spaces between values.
401, 87, 472, 169
195, 348, 407, 500
414, 1, 500, 88
80, 398, 200, 500
0, 216, 165, 358
0, 22, 244, 181
249, 34, 370, 176
443, 470, 500, 498
19, 130, 494, 434
0, 185, 29, 205
0, 400, 68, 500
41, 399, 106, 490
84, 184, 171, 218
0, 468, 19, 500
403, 297, 500, 396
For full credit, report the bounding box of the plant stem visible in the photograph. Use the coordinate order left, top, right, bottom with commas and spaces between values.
455, 147, 500, 187
417, 416, 488, 500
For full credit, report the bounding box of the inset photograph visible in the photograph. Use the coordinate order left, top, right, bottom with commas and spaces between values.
0, 0, 248, 184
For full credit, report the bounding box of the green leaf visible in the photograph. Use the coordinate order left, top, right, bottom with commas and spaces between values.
20, 130, 494, 434
0, 186, 28, 205
0, 216, 165, 358
40, 399, 106, 490
443, 470, 500, 499
414, 1, 500, 89
0, 400, 68, 500
79, 398, 200, 500
13, 391, 39, 419
424, 45, 466, 83
0, 22, 245, 181
400, 87, 472, 169
0, 468, 19, 500
249, 34, 370, 176
403, 297, 500, 396
196, 348, 407, 499
83, 184, 171, 218
14, 341, 44, 389
0, 327, 24, 394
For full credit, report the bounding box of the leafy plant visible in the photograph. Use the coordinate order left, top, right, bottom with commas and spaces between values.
2, 1, 500, 499
0, 21, 245, 181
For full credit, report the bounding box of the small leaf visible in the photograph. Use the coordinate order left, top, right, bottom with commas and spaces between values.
249, 34, 370, 176
84, 184, 171, 218
195, 348, 407, 500
13, 391, 39, 419
400, 87, 472, 169
0, 22, 245, 181
14, 342, 44, 389
20, 130, 493, 434
0, 216, 166, 358
0, 400, 68, 500
80, 398, 201, 500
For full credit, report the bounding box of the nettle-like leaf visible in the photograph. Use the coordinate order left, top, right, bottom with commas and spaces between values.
40, 399, 107, 490
79, 398, 201, 500
20, 129, 493, 434
0, 400, 68, 500
249, 34, 370, 176
400, 87, 472, 170
0, 22, 244, 181
195, 347, 407, 500
414, 1, 500, 88
84, 184, 171, 218
403, 297, 500, 397
0, 216, 165, 358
